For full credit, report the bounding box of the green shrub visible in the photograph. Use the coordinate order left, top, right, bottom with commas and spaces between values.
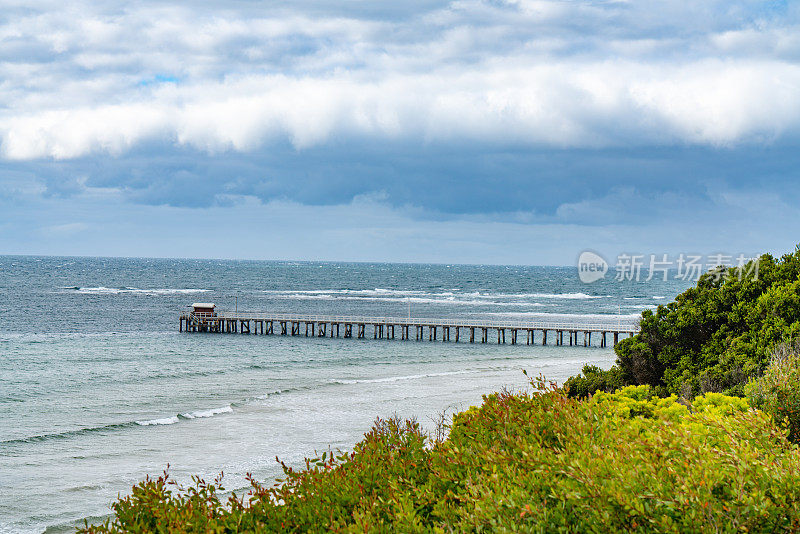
81, 384, 800, 533
569, 245, 800, 398
747, 341, 800, 443
563, 363, 627, 398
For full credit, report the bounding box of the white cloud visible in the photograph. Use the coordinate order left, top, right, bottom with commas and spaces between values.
628, 60, 800, 145
3, 104, 172, 159
5, 60, 800, 159
0, 0, 799, 160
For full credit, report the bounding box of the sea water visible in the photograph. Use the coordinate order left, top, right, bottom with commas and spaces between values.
0, 256, 689, 533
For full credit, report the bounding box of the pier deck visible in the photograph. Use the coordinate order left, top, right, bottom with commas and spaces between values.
180, 311, 638, 347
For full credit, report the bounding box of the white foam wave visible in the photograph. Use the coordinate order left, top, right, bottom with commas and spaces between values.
263, 288, 605, 301
465, 291, 608, 300
136, 405, 233, 426
526, 292, 608, 299
331, 369, 477, 385
265, 292, 547, 307
71, 287, 210, 296
481, 311, 641, 322
278, 294, 337, 300
180, 405, 233, 419
263, 288, 426, 297
138, 288, 210, 295
136, 416, 179, 426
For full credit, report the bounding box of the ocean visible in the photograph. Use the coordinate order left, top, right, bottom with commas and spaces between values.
0, 256, 689, 533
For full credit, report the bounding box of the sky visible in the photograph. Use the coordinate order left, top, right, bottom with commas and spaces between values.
1, 0, 799, 265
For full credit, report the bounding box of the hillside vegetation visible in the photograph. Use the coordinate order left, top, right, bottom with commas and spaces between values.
567, 246, 800, 398
81, 383, 800, 533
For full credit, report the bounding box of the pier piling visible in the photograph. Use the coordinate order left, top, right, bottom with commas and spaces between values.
179, 311, 638, 349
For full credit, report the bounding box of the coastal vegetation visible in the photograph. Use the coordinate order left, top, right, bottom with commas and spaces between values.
80, 245, 800, 532
746, 340, 800, 444
566, 246, 800, 400
81, 382, 800, 533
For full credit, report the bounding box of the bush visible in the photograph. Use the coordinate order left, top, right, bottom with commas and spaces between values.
563, 364, 626, 398
80, 384, 800, 533
569, 245, 800, 398
747, 341, 800, 443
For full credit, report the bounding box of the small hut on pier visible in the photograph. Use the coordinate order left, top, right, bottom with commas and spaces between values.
191, 303, 216, 317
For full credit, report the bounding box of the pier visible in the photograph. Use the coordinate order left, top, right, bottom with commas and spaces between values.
180, 310, 638, 348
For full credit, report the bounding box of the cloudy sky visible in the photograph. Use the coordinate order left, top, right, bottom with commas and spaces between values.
1, 0, 798, 264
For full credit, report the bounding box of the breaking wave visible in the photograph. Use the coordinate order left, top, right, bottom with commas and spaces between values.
2, 404, 236, 445
64, 287, 210, 295
260, 288, 611, 307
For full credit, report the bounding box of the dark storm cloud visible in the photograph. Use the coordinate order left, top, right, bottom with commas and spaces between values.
5, 142, 799, 223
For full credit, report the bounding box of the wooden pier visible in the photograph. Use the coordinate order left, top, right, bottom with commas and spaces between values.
179, 311, 638, 348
